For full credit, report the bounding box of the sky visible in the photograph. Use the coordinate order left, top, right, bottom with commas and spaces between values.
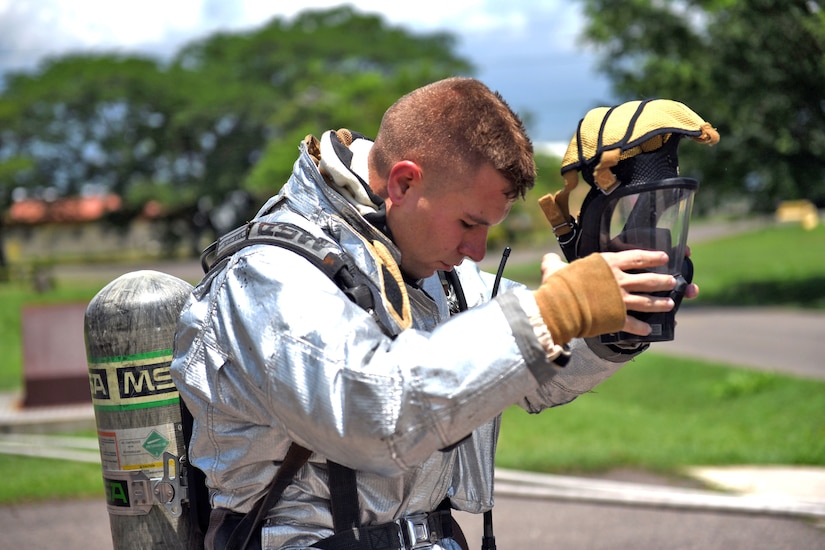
0, 0, 618, 143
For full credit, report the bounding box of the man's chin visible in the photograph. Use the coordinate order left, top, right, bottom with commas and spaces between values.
403, 261, 459, 280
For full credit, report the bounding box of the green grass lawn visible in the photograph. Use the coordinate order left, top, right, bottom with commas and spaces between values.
497, 352, 825, 474
504, 222, 825, 307
0, 454, 103, 504
689, 222, 825, 308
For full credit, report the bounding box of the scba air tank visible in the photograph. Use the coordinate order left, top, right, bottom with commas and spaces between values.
85, 270, 195, 549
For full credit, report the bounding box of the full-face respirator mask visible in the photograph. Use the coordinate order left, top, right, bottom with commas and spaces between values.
539, 99, 719, 344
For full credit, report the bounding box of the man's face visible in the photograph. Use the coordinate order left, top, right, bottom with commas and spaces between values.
387, 162, 514, 280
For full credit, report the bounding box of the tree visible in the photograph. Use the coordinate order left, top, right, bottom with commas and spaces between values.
578, 0, 825, 212
0, 6, 472, 258
0, 55, 172, 198
168, 6, 470, 196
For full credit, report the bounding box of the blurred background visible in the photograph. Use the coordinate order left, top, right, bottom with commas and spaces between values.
1, 0, 822, 271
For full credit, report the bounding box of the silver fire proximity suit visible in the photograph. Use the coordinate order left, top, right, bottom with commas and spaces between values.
170, 130, 641, 549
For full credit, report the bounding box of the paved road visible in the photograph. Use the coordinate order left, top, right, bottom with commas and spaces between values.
653, 306, 825, 380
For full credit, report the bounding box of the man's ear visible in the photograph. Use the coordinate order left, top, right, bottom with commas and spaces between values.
386, 161, 423, 204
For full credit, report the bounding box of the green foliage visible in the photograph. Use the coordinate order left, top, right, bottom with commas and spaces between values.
0, 156, 34, 187
488, 152, 565, 249
0, 6, 472, 247
689, 223, 825, 307
0, 55, 173, 197
497, 353, 825, 473
578, 0, 825, 213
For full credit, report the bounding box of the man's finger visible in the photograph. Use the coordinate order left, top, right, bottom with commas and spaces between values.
624, 293, 675, 313
623, 316, 652, 336
622, 272, 677, 294
603, 249, 669, 271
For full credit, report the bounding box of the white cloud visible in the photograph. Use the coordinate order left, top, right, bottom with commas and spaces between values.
0, 0, 586, 55
0, 0, 612, 140
2, 0, 201, 48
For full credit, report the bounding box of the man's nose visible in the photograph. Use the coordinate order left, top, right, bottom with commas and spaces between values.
459, 229, 488, 262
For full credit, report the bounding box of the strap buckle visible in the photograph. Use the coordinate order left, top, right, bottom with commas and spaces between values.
397, 513, 438, 549
102, 451, 188, 518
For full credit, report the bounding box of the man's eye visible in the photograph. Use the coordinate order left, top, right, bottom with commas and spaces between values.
461, 220, 475, 229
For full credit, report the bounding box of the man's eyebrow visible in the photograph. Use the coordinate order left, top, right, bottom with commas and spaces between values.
465, 213, 493, 226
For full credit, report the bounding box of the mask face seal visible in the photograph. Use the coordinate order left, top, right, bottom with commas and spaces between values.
538, 99, 720, 345
582, 178, 698, 343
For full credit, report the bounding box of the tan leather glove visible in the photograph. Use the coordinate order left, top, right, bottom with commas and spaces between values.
533, 254, 625, 346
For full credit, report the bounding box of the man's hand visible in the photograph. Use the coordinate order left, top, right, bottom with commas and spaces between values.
539, 253, 568, 284
600, 249, 699, 336
536, 249, 700, 339
533, 254, 626, 346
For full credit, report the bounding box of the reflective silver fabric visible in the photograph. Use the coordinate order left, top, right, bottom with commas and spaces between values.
171, 139, 631, 549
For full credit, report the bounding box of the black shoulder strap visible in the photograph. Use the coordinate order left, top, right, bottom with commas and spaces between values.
202, 221, 340, 274
180, 399, 209, 550
201, 221, 373, 311
327, 461, 360, 533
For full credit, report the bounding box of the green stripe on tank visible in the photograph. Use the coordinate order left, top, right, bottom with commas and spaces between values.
93, 396, 180, 412
87, 349, 173, 364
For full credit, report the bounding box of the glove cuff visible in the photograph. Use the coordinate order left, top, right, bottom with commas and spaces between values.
533, 254, 625, 345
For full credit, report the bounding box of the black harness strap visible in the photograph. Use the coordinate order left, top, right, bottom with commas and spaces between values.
312, 509, 456, 550
180, 400, 210, 550
328, 461, 361, 533
225, 443, 313, 550
201, 221, 374, 313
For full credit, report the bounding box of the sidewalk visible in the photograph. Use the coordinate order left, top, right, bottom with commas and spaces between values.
0, 390, 94, 435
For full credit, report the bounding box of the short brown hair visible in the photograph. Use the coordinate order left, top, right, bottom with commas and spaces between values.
370, 77, 536, 199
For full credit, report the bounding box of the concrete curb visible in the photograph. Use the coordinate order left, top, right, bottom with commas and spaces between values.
0, 391, 95, 434
494, 468, 825, 520
0, 433, 100, 463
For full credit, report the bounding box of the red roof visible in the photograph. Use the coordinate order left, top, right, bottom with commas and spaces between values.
7, 194, 122, 224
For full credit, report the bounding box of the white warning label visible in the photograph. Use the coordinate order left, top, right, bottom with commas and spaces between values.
98, 424, 177, 477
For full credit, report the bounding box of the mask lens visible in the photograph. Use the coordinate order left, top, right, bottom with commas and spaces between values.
604, 183, 696, 277
596, 179, 698, 344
